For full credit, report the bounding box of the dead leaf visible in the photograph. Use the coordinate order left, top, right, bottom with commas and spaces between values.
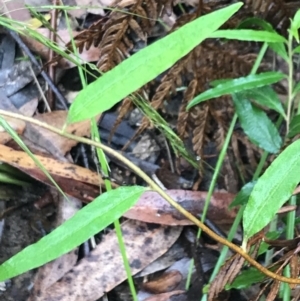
143, 270, 182, 294
124, 190, 237, 226
24, 110, 100, 157
28, 220, 182, 301
0, 0, 31, 22
0, 144, 117, 201
0, 116, 26, 144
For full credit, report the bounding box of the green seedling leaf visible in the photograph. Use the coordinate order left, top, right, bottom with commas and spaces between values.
288, 114, 300, 138
240, 86, 286, 118
290, 9, 300, 42
187, 72, 285, 109
0, 186, 146, 281
226, 267, 266, 290
67, 2, 243, 123
229, 181, 256, 208
209, 29, 286, 43
243, 140, 300, 240
269, 42, 288, 62
232, 94, 282, 153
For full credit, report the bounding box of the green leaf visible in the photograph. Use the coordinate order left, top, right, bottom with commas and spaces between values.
239, 86, 286, 118
293, 81, 300, 94
258, 231, 281, 256
0, 186, 146, 281
294, 45, 300, 54
288, 114, 300, 138
67, 2, 243, 123
269, 42, 288, 62
209, 29, 286, 43
236, 18, 288, 61
226, 267, 266, 290
232, 94, 282, 153
243, 140, 300, 240
229, 181, 256, 208
187, 72, 285, 109
237, 17, 275, 32
290, 9, 300, 42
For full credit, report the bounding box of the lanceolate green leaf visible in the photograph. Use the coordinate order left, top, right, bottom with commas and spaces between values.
67, 2, 243, 123
288, 114, 300, 138
209, 29, 286, 43
232, 94, 282, 153
0, 186, 146, 281
187, 72, 285, 109
243, 140, 300, 240
290, 9, 300, 42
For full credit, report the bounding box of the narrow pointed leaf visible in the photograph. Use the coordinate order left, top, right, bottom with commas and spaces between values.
0, 186, 146, 281
209, 29, 286, 43
236, 17, 288, 61
243, 140, 300, 240
232, 94, 282, 153
226, 267, 266, 290
67, 2, 243, 123
288, 114, 300, 138
187, 72, 285, 109
291, 10, 300, 42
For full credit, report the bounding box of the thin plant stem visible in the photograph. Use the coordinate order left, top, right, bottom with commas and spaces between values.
282, 195, 296, 301
65, 10, 138, 299
199, 42, 269, 300
186, 113, 238, 290
1, 110, 300, 285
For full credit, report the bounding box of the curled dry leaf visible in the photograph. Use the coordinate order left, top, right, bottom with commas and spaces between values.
143, 270, 183, 294
28, 220, 182, 301
124, 190, 237, 226
208, 254, 246, 301
0, 116, 26, 144
24, 110, 101, 157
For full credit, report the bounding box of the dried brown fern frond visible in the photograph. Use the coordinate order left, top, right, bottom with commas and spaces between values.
177, 78, 198, 139
243, 0, 300, 33
208, 253, 246, 301
96, 0, 163, 71
66, 17, 108, 54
